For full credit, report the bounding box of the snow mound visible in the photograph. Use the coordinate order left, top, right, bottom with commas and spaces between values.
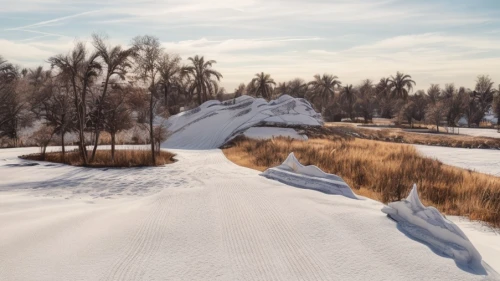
242, 127, 308, 140
382, 184, 483, 269
162, 95, 322, 149
261, 152, 357, 199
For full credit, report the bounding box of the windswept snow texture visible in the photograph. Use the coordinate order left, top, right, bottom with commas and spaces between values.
382, 185, 483, 269
162, 95, 322, 149
261, 152, 357, 199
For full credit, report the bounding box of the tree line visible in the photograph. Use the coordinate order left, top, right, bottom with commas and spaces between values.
1, 33, 500, 164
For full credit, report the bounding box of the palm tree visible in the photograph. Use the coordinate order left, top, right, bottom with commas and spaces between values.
157, 53, 181, 108
288, 78, 307, 98
275, 82, 288, 97
426, 84, 441, 105
250, 72, 276, 101
48, 42, 102, 165
308, 74, 341, 112
182, 55, 223, 105
90, 35, 135, 161
388, 72, 415, 100
340, 84, 355, 120
375, 77, 393, 118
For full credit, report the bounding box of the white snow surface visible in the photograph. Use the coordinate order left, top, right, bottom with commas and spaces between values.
243, 127, 308, 140
451, 216, 500, 274
382, 185, 484, 271
1, 147, 499, 280
261, 152, 357, 199
456, 127, 500, 139
162, 95, 322, 149
415, 144, 500, 176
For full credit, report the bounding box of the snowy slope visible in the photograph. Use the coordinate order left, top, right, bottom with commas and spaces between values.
415, 145, 500, 177
162, 95, 322, 149
0, 147, 498, 280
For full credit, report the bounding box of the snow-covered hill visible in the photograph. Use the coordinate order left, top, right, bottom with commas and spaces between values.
162, 95, 322, 149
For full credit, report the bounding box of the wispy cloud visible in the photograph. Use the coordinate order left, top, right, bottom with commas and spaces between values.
0, 0, 499, 90
6, 10, 101, 30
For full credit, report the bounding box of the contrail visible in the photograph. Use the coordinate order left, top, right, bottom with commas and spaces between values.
6, 10, 101, 30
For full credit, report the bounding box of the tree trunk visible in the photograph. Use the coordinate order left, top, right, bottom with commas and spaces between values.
111, 132, 116, 162
150, 86, 156, 165
91, 75, 111, 162
91, 130, 101, 162
61, 131, 65, 162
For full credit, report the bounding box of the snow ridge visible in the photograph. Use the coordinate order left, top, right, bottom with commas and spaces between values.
382, 185, 483, 269
162, 95, 322, 149
261, 152, 357, 199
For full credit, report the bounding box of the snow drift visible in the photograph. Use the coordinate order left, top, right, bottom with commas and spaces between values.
162, 95, 322, 149
261, 152, 357, 199
382, 185, 483, 269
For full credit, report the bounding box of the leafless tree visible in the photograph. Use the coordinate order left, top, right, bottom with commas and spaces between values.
131, 35, 164, 164
102, 85, 133, 161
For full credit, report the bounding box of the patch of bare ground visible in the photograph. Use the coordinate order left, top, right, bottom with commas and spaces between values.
223, 136, 500, 228
20, 149, 176, 167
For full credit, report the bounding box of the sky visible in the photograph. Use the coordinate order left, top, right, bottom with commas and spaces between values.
1, 0, 500, 91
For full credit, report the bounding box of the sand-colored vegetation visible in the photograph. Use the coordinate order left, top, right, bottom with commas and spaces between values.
223, 137, 500, 227
21, 149, 175, 167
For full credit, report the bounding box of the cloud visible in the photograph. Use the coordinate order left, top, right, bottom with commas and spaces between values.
6, 10, 102, 30
0, 0, 499, 91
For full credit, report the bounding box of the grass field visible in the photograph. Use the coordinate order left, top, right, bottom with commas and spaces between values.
223, 137, 500, 227
21, 149, 176, 167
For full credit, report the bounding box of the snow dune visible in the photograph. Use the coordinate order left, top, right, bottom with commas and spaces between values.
383, 185, 483, 270
162, 95, 322, 149
261, 152, 357, 199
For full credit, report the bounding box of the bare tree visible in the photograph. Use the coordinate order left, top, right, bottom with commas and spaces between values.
426, 101, 447, 132
42, 78, 76, 159
131, 35, 164, 164
33, 124, 56, 160
102, 85, 133, 161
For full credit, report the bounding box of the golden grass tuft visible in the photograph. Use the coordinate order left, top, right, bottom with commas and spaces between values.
223, 137, 500, 227
21, 149, 176, 167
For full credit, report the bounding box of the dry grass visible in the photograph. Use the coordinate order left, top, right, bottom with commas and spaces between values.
320, 124, 500, 149
223, 137, 500, 227
21, 149, 176, 167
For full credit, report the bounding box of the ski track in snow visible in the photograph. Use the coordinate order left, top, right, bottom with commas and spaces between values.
0, 146, 498, 280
